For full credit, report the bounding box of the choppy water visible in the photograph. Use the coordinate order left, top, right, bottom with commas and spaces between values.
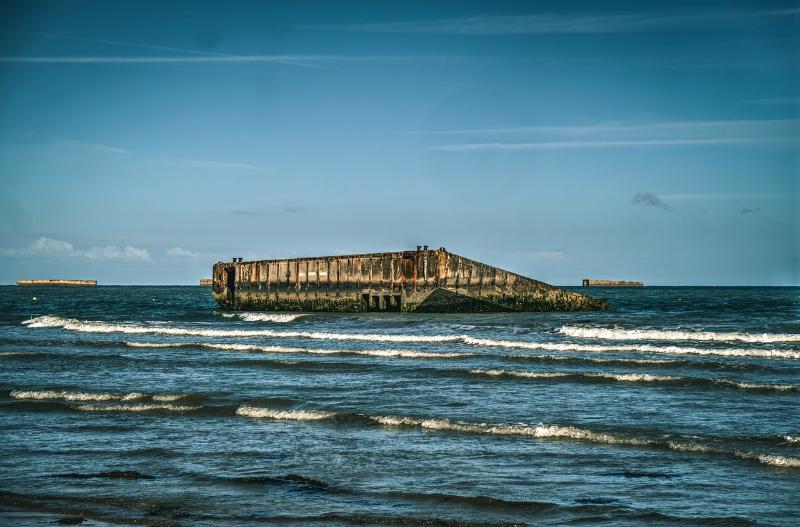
1, 286, 798, 526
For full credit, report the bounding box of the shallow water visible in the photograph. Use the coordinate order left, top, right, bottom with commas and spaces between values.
1, 286, 798, 526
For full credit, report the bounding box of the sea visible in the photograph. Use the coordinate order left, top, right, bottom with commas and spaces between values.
0, 285, 798, 526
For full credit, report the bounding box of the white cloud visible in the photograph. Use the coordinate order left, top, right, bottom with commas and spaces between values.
0, 237, 150, 261
29, 236, 74, 254
80, 245, 151, 261
167, 247, 199, 258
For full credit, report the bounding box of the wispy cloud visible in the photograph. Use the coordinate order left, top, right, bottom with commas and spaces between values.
167, 247, 200, 258
63, 140, 131, 156
633, 193, 670, 211
412, 119, 799, 136
426, 137, 793, 151
319, 9, 799, 35
740, 207, 761, 214
0, 54, 431, 66
228, 210, 262, 216
423, 119, 799, 151
1, 237, 151, 261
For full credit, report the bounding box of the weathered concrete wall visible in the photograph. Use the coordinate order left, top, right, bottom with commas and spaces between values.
582, 279, 643, 287
212, 248, 607, 312
17, 279, 97, 286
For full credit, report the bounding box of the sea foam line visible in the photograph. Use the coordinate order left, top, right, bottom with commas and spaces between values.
23, 316, 800, 360
9, 389, 192, 403
468, 369, 796, 392
221, 312, 306, 323
76, 403, 199, 412
464, 337, 800, 360
125, 341, 471, 359
559, 326, 800, 344
24, 316, 459, 343
235, 405, 800, 468
235, 405, 335, 420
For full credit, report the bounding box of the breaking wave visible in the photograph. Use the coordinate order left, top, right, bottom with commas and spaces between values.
76, 403, 200, 412
464, 336, 800, 360
11, 389, 145, 402
126, 341, 471, 359
23, 316, 800, 360
232, 405, 800, 468
221, 312, 306, 323
24, 316, 460, 343
9, 389, 195, 403
559, 326, 800, 344
468, 369, 796, 392
236, 405, 335, 420
470, 369, 680, 383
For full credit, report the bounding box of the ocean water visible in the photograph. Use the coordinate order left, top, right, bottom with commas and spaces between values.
1, 285, 798, 526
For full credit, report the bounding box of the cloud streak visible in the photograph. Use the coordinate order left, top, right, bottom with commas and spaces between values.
422, 119, 799, 151
0, 55, 431, 65
321, 9, 800, 35
426, 137, 793, 151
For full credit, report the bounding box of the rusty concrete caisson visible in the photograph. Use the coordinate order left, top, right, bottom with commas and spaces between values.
212, 247, 608, 313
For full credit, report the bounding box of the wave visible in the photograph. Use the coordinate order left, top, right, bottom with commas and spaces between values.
126, 341, 471, 359
25, 316, 461, 343
232, 405, 800, 468
468, 369, 796, 392
76, 403, 200, 412
559, 326, 800, 344
221, 312, 306, 323
464, 336, 800, 360
471, 369, 680, 383
236, 405, 335, 420
9, 389, 197, 404
23, 316, 800, 360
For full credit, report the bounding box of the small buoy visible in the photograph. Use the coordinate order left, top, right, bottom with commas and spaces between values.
32, 296, 37, 301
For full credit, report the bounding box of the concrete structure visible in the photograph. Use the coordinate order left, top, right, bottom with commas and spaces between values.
582, 279, 643, 287
200, 279, 213, 286
17, 279, 97, 286
212, 247, 607, 312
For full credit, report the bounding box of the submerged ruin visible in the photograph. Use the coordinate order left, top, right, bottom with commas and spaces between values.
212, 247, 607, 313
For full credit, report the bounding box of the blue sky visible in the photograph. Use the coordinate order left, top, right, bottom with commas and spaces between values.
0, 1, 797, 285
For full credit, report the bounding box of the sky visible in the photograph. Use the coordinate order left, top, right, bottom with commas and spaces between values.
0, 0, 797, 285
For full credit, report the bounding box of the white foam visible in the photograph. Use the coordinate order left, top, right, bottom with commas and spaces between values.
235, 405, 335, 420
559, 326, 800, 344
10, 389, 147, 402
76, 403, 199, 412
711, 379, 796, 391
783, 435, 800, 444
151, 393, 190, 401
470, 369, 793, 391
26, 316, 460, 343
509, 354, 676, 366
126, 341, 471, 359
25, 315, 800, 360
370, 414, 800, 467
221, 312, 306, 323
734, 451, 800, 468
464, 336, 800, 360
9, 389, 191, 403
469, 369, 679, 383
